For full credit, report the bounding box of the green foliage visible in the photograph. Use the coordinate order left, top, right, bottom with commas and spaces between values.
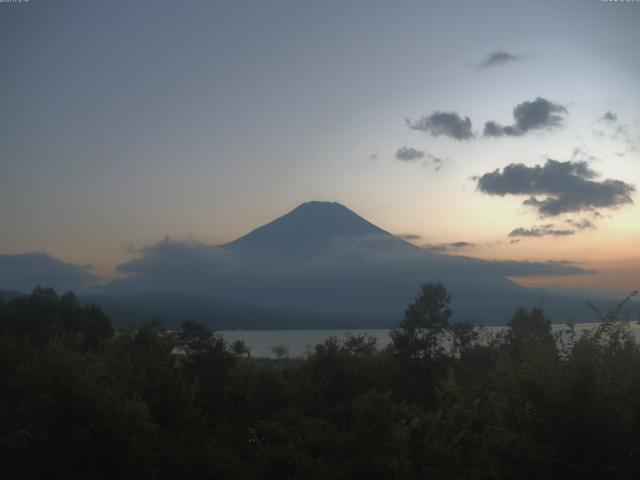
230, 338, 251, 358
270, 344, 289, 360
1, 285, 640, 478
0, 287, 112, 349
506, 306, 556, 361
392, 282, 453, 360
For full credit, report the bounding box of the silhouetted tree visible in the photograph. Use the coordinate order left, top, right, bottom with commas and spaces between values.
177, 319, 217, 355
177, 320, 235, 415
391, 282, 452, 360
230, 339, 251, 358
270, 344, 289, 360
507, 306, 554, 358
0, 287, 111, 348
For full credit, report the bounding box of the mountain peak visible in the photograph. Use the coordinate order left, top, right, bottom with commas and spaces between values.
293, 200, 346, 210
287, 201, 361, 218
223, 201, 391, 260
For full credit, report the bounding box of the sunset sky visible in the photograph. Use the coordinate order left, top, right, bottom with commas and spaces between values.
1, 0, 639, 294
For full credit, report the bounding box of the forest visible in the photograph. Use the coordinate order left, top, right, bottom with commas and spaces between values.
1, 284, 640, 479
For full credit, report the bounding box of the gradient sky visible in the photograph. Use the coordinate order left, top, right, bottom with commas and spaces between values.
1, 0, 639, 293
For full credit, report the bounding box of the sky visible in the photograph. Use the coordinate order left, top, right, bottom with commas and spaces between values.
1, 0, 639, 294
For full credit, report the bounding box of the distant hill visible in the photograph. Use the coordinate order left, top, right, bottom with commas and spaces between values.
79, 292, 396, 330
0, 289, 26, 303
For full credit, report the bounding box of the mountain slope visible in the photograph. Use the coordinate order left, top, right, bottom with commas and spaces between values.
223, 201, 415, 260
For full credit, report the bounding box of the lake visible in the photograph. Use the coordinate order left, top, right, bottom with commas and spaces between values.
220, 322, 640, 358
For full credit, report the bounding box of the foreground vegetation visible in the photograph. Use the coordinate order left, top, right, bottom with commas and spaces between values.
1, 285, 639, 479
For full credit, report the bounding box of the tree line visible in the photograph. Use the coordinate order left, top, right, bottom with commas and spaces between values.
1, 284, 639, 479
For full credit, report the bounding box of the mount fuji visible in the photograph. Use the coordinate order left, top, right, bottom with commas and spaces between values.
85, 201, 601, 328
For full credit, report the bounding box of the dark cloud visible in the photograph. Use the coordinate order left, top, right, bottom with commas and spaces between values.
103, 231, 593, 313
483, 121, 521, 137
509, 225, 575, 238
615, 124, 629, 137
571, 146, 599, 162
476, 159, 635, 216
604, 119, 640, 153
449, 241, 474, 248
406, 111, 474, 141
116, 239, 240, 278
394, 147, 444, 172
565, 219, 596, 230
398, 234, 422, 241
120, 237, 583, 287
395, 146, 425, 162
422, 153, 444, 172
423, 241, 475, 252
477, 50, 522, 69
0, 253, 97, 293
595, 112, 638, 150
513, 98, 567, 131
511, 220, 598, 237
599, 111, 618, 123
483, 97, 567, 137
